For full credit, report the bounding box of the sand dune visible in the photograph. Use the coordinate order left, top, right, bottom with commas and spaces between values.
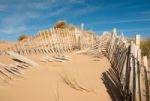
0, 54, 111, 101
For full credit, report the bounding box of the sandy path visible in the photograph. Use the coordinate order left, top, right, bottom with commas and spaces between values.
0, 54, 111, 101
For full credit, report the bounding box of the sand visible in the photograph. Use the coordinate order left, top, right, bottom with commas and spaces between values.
0, 53, 111, 101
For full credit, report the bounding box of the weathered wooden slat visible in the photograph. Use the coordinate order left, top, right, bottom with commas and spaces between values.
0, 62, 22, 77
14, 62, 28, 69
0, 66, 13, 79
60, 29, 66, 53
31, 35, 38, 55
137, 49, 142, 101
39, 31, 47, 54
57, 29, 63, 54
45, 29, 52, 53
43, 30, 50, 53
66, 29, 70, 52
56, 29, 62, 53
48, 29, 55, 53
6, 51, 38, 66
51, 28, 58, 53
143, 56, 149, 101
49, 29, 55, 54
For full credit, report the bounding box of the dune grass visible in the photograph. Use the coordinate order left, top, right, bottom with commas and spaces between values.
141, 38, 150, 86
59, 73, 93, 93
141, 37, 150, 58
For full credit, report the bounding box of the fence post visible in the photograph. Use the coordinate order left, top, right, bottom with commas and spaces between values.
39, 31, 46, 54
143, 56, 149, 101
30, 35, 36, 55
50, 29, 56, 54
112, 28, 117, 36
129, 41, 136, 101
135, 34, 141, 101
43, 30, 50, 53
75, 28, 81, 50
136, 35, 140, 49
47, 29, 51, 53
68, 29, 72, 51
57, 29, 63, 54
137, 49, 142, 101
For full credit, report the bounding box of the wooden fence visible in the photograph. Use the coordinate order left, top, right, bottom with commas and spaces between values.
0, 28, 95, 56
104, 29, 149, 101
0, 28, 149, 101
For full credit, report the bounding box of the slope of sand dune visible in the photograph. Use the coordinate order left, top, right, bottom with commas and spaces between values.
0, 54, 111, 101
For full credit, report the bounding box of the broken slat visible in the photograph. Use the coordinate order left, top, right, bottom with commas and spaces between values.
8, 64, 23, 74
6, 51, 38, 66
0, 67, 13, 79
5, 67, 20, 76
0, 62, 22, 77
14, 62, 28, 69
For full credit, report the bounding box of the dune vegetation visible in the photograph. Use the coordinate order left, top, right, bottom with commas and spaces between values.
18, 20, 95, 41
141, 38, 150, 58
18, 34, 29, 41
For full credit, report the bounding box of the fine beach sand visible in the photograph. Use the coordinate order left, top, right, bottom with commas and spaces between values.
0, 42, 112, 101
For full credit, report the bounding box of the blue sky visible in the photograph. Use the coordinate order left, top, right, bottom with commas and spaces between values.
0, 0, 150, 41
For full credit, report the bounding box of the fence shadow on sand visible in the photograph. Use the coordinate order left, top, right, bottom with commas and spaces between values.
101, 68, 125, 101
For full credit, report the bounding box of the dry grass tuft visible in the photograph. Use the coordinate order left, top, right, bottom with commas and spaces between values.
59, 72, 94, 93
141, 37, 150, 58
18, 34, 29, 41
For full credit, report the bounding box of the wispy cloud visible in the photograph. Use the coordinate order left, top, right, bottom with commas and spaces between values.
120, 28, 150, 32
110, 18, 150, 24
0, 0, 150, 41
0, 4, 7, 11
68, 0, 86, 4
73, 6, 99, 16
0, 26, 29, 41
94, 28, 150, 35
0, 26, 28, 35
47, 7, 69, 17
2, 14, 27, 25
23, 1, 89, 22
28, 0, 55, 9
141, 10, 150, 15
87, 18, 150, 26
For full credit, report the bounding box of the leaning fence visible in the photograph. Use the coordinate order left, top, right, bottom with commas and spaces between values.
0, 28, 95, 56
105, 29, 149, 101
0, 28, 149, 101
